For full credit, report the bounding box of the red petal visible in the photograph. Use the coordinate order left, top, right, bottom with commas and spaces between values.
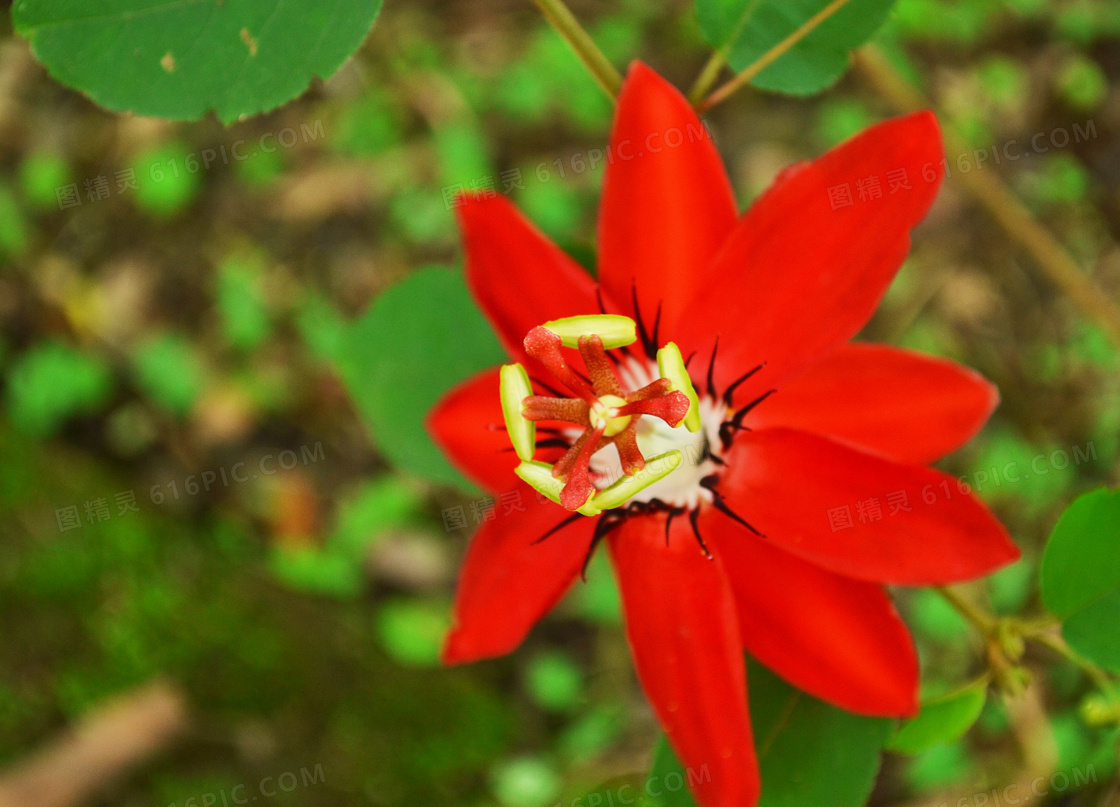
676, 112, 945, 400
718, 428, 1019, 585
426, 368, 518, 494
458, 194, 600, 360
609, 515, 760, 807
598, 62, 738, 340
442, 486, 594, 664
752, 343, 999, 465
707, 512, 918, 716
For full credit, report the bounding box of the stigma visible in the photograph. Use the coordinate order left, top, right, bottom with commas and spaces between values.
499, 315, 699, 514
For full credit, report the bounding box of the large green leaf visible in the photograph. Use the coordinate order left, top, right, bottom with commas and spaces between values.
888, 679, 988, 755
12, 0, 383, 122
696, 0, 896, 95
333, 267, 505, 490
647, 657, 891, 807
1040, 488, 1120, 672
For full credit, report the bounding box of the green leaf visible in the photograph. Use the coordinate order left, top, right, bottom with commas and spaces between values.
19, 151, 73, 210
5, 341, 113, 436
888, 679, 988, 755
332, 267, 505, 489
268, 546, 364, 599
13, 0, 384, 123
375, 598, 449, 668
1062, 589, 1120, 672
905, 743, 975, 792
492, 757, 563, 807
647, 657, 891, 807
525, 651, 584, 713
216, 253, 272, 351
328, 477, 421, 559
696, 0, 897, 95
1041, 488, 1120, 672
132, 332, 205, 416
129, 143, 202, 218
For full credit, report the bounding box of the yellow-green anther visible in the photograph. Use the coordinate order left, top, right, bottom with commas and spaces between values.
541, 315, 638, 349
592, 449, 682, 511
515, 461, 602, 517
657, 342, 701, 433
500, 363, 536, 461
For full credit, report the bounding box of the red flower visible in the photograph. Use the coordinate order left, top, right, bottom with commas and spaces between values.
428, 62, 1018, 807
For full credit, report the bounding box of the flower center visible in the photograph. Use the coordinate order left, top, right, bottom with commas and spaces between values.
585, 360, 727, 510
589, 394, 631, 437
498, 315, 700, 515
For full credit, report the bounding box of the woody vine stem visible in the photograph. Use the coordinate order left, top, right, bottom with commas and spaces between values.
936, 586, 1118, 704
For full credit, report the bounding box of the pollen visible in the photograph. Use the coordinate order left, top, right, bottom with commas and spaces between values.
500, 315, 698, 514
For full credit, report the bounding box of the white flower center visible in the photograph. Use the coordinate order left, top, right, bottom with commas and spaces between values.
578, 359, 727, 510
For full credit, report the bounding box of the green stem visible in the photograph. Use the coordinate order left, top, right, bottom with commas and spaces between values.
1030, 629, 1116, 695
699, 0, 853, 112
530, 0, 623, 99
936, 587, 1118, 698
937, 585, 997, 634
688, 49, 728, 108
852, 44, 1120, 349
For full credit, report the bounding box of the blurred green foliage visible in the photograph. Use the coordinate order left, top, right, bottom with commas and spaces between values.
1, 0, 1119, 805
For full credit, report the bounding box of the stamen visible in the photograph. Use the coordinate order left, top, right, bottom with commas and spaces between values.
499, 363, 536, 461
559, 425, 607, 511
515, 460, 601, 516
578, 335, 624, 396
522, 396, 591, 425
656, 342, 701, 433
612, 423, 646, 475
553, 428, 603, 480
542, 315, 638, 349
592, 449, 682, 511
524, 326, 596, 402
616, 392, 691, 426
626, 377, 674, 402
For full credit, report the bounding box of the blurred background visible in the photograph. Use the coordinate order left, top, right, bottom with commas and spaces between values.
1, 0, 1119, 805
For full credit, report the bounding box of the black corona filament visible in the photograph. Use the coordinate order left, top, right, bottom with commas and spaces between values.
687, 507, 712, 558
533, 511, 584, 545
700, 474, 764, 537
722, 362, 766, 406
583, 509, 628, 580
718, 389, 776, 449
705, 336, 720, 399
630, 283, 659, 360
